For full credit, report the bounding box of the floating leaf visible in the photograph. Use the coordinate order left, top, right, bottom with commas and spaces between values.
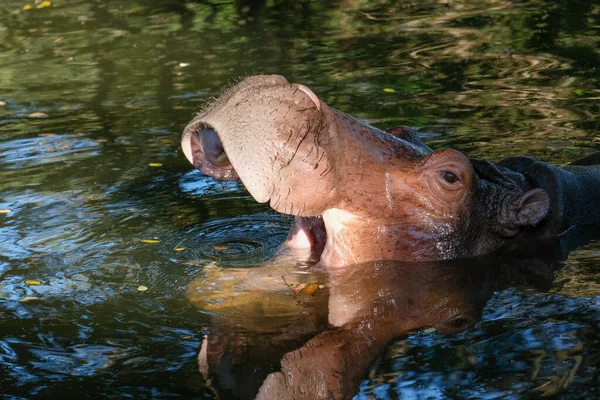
423, 327, 437, 334
179, 63, 190, 67
45, 148, 56, 153
137, 285, 149, 292
560, 76, 577, 87
37, 1, 52, 9
23, 4, 32, 10
300, 283, 321, 296
60, 145, 69, 149
0, 101, 6, 106
437, 72, 447, 79
383, 88, 395, 93
28, 112, 49, 118
175, 247, 185, 251
40, 133, 54, 137
149, 163, 163, 167
25, 280, 42, 285
20, 296, 39, 302
0, 210, 11, 214
213, 246, 228, 251
141, 239, 160, 244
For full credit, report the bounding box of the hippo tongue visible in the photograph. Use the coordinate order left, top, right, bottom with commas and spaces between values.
285, 217, 327, 250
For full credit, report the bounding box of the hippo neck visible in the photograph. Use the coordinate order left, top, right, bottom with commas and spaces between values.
319, 208, 458, 266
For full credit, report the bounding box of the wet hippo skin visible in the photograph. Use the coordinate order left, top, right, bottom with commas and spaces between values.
181, 75, 600, 266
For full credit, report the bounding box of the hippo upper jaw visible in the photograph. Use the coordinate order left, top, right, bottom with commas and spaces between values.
182, 75, 428, 217
182, 75, 339, 217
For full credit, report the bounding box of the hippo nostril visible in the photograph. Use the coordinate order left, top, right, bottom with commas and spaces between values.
197, 127, 230, 167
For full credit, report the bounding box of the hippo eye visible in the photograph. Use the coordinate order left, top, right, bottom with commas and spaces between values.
441, 171, 459, 184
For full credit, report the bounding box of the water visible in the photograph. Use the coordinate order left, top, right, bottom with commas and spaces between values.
1, 0, 599, 398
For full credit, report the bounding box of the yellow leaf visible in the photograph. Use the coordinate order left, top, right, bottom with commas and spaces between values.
25, 280, 42, 285
300, 283, 320, 296
383, 88, 395, 93
213, 246, 228, 251
40, 133, 54, 137
137, 285, 149, 292
141, 239, 160, 244
36, 1, 52, 9
20, 296, 39, 302
23, 4, 32, 10
45, 148, 56, 153
0, 209, 11, 214
175, 247, 185, 251
0, 101, 6, 106
28, 112, 49, 118
149, 163, 163, 167
437, 72, 447, 79
423, 327, 437, 334
60, 145, 69, 149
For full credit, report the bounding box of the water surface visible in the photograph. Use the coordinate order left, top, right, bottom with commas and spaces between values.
1, 0, 599, 398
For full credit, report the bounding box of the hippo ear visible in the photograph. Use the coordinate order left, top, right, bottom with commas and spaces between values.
514, 189, 550, 226
503, 189, 550, 234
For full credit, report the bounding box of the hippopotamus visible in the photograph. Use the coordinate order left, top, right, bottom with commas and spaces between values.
181, 75, 600, 266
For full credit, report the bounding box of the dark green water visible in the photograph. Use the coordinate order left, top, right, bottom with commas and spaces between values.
1, 0, 599, 398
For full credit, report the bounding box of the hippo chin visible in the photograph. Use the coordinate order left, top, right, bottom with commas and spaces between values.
182, 75, 600, 266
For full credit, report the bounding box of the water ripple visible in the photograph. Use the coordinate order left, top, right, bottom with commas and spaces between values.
183, 214, 291, 267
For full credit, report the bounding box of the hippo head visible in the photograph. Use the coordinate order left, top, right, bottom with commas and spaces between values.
182, 75, 550, 266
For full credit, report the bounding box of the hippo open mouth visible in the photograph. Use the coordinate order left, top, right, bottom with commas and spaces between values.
183, 120, 329, 251
182, 75, 558, 266
181, 76, 331, 253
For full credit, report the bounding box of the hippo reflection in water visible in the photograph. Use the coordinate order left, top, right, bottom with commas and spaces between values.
188, 239, 590, 399
182, 75, 600, 265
